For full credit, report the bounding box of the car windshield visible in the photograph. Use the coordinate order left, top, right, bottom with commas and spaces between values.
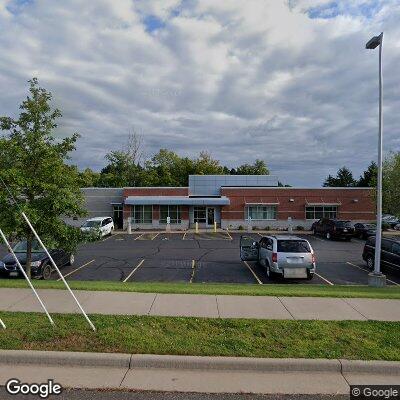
82, 220, 101, 227
335, 221, 352, 228
13, 240, 43, 253
277, 240, 311, 253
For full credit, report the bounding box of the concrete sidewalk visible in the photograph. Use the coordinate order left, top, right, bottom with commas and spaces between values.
1, 288, 400, 320
1, 350, 400, 394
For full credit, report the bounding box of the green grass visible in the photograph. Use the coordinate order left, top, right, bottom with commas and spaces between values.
0, 312, 399, 361
1, 279, 400, 298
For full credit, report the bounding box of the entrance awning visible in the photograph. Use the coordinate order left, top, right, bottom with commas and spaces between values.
124, 196, 230, 206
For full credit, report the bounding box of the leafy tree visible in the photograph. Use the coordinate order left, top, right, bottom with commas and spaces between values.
99, 131, 144, 187
382, 152, 400, 216
323, 166, 356, 187
357, 161, 377, 187
233, 159, 269, 175
0, 78, 86, 278
193, 151, 226, 176
78, 168, 100, 187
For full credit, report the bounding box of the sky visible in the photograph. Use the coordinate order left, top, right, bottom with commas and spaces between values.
0, 0, 399, 187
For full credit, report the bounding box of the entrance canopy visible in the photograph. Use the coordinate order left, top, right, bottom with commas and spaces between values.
125, 196, 230, 206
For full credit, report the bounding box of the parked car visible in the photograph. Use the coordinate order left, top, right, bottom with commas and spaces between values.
311, 219, 354, 241
0, 239, 74, 280
80, 217, 114, 238
240, 235, 316, 280
394, 223, 400, 231
353, 223, 377, 239
382, 215, 400, 229
363, 236, 400, 272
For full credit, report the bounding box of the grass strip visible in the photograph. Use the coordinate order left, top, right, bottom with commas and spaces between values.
0, 312, 399, 361
1, 279, 400, 299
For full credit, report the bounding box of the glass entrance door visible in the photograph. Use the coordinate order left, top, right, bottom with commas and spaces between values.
207, 207, 215, 226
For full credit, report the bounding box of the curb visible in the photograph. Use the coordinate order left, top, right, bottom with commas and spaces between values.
1, 350, 400, 374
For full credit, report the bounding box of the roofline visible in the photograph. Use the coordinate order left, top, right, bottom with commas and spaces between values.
221, 187, 373, 190
124, 187, 189, 189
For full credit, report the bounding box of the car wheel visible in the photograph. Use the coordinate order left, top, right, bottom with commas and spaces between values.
67, 254, 75, 266
41, 264, 52, 280
326, 232, 331, 240
366, 256, 374, 270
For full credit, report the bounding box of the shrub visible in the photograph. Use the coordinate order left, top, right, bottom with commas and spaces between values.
264, 226, 271, 231
238, 225, 244, 231
296, 225, 305, 231
252, 226, 258, 230
382, 222, 390, 231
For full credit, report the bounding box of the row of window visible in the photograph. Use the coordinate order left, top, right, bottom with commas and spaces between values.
131, 205, 181, 224
130, 204, 339, 223
247, 205, 338, 221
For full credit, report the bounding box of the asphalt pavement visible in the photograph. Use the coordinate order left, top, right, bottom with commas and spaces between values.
1, 231, 400, 286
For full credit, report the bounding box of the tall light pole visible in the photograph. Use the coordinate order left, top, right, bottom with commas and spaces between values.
366, 32, 386, 287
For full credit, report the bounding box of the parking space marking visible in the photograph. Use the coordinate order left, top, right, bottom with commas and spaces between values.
58, 259, 95, 280
151, 232, 160, 241
314, 272, 334, 285
134, 233, 145, 240
123, 259, 145, 283
346, 262, 400, 286
243, 261, 263, 284
182, 232, 187, 240
311, 236, 325, 242
225, 230, 233, 240
189, 259, 196, 283
101, 235, 113, 242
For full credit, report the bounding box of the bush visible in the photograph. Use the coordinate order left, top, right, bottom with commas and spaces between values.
382, 222, 390, 231
238, 225, 244, 231
296, 225, 305, 231
264, 226, 271, 231
252, 226, 258, 231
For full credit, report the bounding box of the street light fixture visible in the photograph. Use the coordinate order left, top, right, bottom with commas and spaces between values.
365, 32, 386, 287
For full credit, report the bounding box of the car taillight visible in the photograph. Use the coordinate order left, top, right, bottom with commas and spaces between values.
272, 252, 278, 263
312, 253, 316, 264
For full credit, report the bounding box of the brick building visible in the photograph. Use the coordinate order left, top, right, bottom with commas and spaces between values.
73, 175, 375, 230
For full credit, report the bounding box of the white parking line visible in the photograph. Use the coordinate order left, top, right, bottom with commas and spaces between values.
314, 272, 334, 285
189, 260, 196, 283
58, 259, 95, 280
226, 230, 233, 240
243, 261, 263, 284
151, 232, 160, 240
182, 232, 187, 240
123, 259, 145, 283
134, 233, 145, 240
346, 262, 400, 286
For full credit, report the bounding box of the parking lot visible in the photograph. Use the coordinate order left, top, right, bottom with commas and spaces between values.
2, 231, 398, 286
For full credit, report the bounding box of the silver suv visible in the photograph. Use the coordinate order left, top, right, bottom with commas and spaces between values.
240, 235, 316, 280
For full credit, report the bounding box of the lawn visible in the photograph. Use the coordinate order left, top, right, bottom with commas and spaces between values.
0, 312, 399, 361
1, 279, 400, 299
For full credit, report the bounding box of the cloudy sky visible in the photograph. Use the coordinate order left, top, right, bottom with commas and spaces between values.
0, 0, 399, 186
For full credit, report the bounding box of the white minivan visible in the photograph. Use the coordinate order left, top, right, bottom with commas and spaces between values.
80, 217, 114, 238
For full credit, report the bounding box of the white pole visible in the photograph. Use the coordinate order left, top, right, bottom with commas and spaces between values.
0, 318, 6, 329
0, 228, 55, 326
374, 32, 383, 276
21, 213, 96, 332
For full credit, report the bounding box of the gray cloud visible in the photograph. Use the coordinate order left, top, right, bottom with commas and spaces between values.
0, 0, 399, 186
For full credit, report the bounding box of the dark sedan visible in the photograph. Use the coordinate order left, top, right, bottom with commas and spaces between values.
0, 240, 74, 280
353, 223, 376, 239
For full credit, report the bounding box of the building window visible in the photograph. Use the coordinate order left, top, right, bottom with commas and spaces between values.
305, 205, 338, 220
160, 205, 181, 224
193, 206, 206, 223
131, 205, 152, 223
246, 205, 277, 220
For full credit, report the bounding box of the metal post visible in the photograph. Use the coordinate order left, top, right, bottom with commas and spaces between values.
0, 228, 55, 326
374, 33, 383, 276
21, 213, 96, 331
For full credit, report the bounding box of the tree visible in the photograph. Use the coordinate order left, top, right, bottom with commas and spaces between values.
193, 151, 226, 175
382, 152, 400, 216
357, 161, 377, 187
99, 130, 144, 187
78, 168, 100, 187
234, 159, 269, 175
323, 166, 356, 187
0, 78, 86, 278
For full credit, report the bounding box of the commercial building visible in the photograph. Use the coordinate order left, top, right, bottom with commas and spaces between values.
71, 175, 375, 230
